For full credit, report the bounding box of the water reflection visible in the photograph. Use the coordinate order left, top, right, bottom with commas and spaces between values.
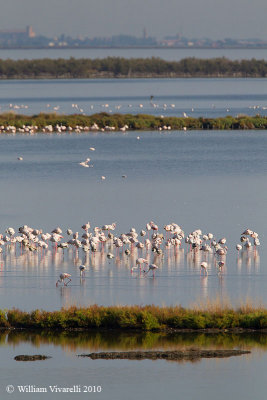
0, 238, 261, 310
0, 241, 259, 272
1, 330, 267, 353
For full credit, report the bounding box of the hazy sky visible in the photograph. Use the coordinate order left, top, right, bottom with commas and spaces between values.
1, 0, 267, 39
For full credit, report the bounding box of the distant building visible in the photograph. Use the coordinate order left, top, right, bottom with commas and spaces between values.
0, 26, 35, 40
143, 28, 147, 39
0, 26, 266, 49
26, 26, 36, 38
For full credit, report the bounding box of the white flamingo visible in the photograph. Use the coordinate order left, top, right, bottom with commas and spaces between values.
200, 262, 208, 275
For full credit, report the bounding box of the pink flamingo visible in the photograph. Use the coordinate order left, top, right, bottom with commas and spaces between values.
56, 273, 71, 286
131, 258, 148, 272
144, 263, 158, 278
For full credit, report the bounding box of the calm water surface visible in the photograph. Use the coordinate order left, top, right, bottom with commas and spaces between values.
1, 78, 267, 118
0, 130, 266, 399
0, 55, 266, 398
1, 47, 267, 60
0, 331, 266, 399
0, 130, 266, 310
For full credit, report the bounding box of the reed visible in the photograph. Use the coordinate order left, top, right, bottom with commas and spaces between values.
2, 304, 267, 331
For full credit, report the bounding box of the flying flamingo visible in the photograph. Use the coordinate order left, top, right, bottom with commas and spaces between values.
56, 273, 71, 286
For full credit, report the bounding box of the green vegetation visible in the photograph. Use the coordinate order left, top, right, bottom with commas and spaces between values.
2, 329, 267, 352
1, 57, 267, 78
1, 112, 267, 131
2, 304, 267, 331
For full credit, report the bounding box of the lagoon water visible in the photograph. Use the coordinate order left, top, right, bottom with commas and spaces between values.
1, 47, 267, 60
1, 78, 267, 118
0, 330, 266, 400
0, 62, 267, 398
0, 126, 266, 400
0, 130, 266, 311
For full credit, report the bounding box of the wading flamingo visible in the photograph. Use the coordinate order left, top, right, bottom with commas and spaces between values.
144, 263, 158, 277
200, 262, 208, 275
56, 273, 71, 286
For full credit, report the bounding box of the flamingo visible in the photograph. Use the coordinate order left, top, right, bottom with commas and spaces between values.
82, 222, 90, 232
79, 161, 89, 168
50, 233, 63, 250
131, 258, 148, 272
236, 244, 242, 254
144, 263, 158, 277
79, 265, 86, 276
52, 227, 62, 235
242, 228, 253, 236
146, 223, 151, 238
244, 241, 252, 249
56, 273, 71, 286
218, 238, 226, 245
217, 261, 224, 274
254, 238, 260, 249
200, 262, 208, 275
150, 221, 159, 232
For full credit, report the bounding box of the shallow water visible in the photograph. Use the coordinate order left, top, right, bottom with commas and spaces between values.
0, 330, 266, 399
0, 127, 266, 399
1, 78, 267, 117
0, 131, 265, 310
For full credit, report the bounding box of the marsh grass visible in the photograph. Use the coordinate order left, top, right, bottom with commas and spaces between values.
3, 302, 267, 331
0, 113, 267, 131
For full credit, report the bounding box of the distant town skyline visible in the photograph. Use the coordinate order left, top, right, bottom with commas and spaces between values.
1, 26, 267, 49
1, 0, 267, 40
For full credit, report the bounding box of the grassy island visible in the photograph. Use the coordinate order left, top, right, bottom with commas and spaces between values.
2, 305, 267, 331
1, 112, 267, 132
1, 57, 267, 79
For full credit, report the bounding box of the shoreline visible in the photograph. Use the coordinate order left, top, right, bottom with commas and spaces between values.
3, 305, 267, 331
0, 74, 264, 79
0, 113, 267, 132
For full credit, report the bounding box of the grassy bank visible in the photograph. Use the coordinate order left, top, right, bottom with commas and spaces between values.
2, 305, 267, 331
1, 112, 267, 131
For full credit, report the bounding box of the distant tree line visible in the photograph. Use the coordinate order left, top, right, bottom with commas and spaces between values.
1, 57, 267, 78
